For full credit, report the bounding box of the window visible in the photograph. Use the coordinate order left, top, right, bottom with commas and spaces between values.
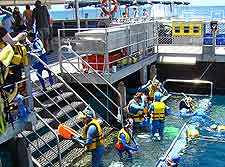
184, 26, 190, 33
193, 26, 199, 33
175, 27, 180, 33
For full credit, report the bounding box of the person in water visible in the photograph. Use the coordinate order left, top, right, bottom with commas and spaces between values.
160, 154, 181, 167
73, 107, 105, 167
126, 92, 148, 129
138, 77, 166, 104
115, 118, 140, 159
179, 96, 194, 112
149, 92, 169, 141
206, 124, 225, 136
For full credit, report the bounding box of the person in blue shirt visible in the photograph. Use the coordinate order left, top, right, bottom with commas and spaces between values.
28, 32, 53, 91
158, 153, 181, 167
115, 118, 140, 159
148, 92, 169, 141
73, 108, 105, 167
127, 92, 148, 129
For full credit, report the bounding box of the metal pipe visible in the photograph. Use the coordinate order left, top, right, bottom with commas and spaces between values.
35, 113, 62, 167
75, 0, 80, 30
154, 122, 188, 167
59, 45, 124, 125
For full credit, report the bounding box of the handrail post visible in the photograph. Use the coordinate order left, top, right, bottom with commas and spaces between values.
104, 28, 110, 73
36, 113, 62, 167
58, 45, 124, 126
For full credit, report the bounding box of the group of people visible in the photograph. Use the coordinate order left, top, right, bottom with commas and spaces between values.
127, 78, 169, 140
1, 0, 53, 52
122, 5, 149, 18
71, 78, 182, 167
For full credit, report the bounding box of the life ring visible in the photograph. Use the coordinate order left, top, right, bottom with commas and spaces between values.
101, 0, 118, 15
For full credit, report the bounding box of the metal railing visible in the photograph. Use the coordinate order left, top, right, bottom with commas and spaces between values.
21, 113, 62, 167
58, 45, 124, 126
29, 49, 119, 128
57, 21, 157, 74
26, 51, 115, 166
154, 122, 188, 167
163, 79, 213, 98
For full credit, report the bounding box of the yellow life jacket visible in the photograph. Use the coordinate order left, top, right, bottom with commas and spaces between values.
83, 119, 104, 151
0, 97, 8, 135
127, 99, 145, 123
117, 128, 131, 144
12, 43, 28, 66
148, 84, 159, 100
151, 101, 166, 120
0, 40, 28, 66
0, 44, 14, 67
217, 125, 225, 133
186, 129, 200, 139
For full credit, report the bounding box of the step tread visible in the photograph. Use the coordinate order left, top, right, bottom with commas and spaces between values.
35, 125, 113, 167
30, 116, 81, 153
32, 82, 64, 97
26, 101, 83, 142
34, 91, 74, 107
22, 118, 53, 137
34, 101, 83, 117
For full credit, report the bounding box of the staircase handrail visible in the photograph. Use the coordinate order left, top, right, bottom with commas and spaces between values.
58, 45, 124, 126
21, 112, 62, 167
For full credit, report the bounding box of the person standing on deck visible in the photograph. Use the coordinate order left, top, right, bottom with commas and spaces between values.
1, 7, 15, 34
73, 108, 105, 167
143, 9, 149, 17
115, 119, 140, 159
133, 7, 138, 17
125, 4, 129, 18
32, 0, 50, 52
126, 92, 149, 130
148, 92, 169, 141
23, 5, 33, 31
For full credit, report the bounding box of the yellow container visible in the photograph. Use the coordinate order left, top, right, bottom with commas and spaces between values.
172, 21, 203, 36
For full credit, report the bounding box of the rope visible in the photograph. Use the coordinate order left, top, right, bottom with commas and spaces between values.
199, 135, 225, 143
199, 63, 213, 80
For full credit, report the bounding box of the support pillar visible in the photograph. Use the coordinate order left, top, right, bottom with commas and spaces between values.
140, 65, 148, 85
117, 81, 127, 108
149, 64, 157, 80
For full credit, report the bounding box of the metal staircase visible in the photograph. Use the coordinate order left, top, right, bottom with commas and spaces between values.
22, 50, 122, 166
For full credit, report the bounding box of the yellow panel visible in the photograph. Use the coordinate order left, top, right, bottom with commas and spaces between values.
172, 21, 203, 36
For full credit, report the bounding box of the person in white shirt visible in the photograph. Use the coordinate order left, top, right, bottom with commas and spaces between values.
143, 9, 149, 17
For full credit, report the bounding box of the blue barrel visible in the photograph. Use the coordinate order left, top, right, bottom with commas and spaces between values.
203, 33, 213, 45
216, 34, 225, 45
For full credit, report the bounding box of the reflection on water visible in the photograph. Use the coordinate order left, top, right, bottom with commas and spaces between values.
104, 96, 225, 167
180, 96, 225, 167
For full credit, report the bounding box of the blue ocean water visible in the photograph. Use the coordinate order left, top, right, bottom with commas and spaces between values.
103, 95, 225, 167
48, 5, 225, 20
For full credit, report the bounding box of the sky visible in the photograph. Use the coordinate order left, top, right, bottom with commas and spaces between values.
190, 0, 225, 6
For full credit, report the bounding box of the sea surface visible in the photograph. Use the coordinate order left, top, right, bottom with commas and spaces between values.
103, 95, 225, 167
7, 5, 225, 21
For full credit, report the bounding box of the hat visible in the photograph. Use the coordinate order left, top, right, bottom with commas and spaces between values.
78, 107, 94, 119
166, 154, 181, 166
152, 79, 160, 86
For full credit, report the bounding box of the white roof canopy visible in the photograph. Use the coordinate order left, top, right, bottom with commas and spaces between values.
0, 0, 65, 6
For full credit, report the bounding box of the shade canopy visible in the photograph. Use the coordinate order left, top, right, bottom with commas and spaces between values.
0, 0, 190, 6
